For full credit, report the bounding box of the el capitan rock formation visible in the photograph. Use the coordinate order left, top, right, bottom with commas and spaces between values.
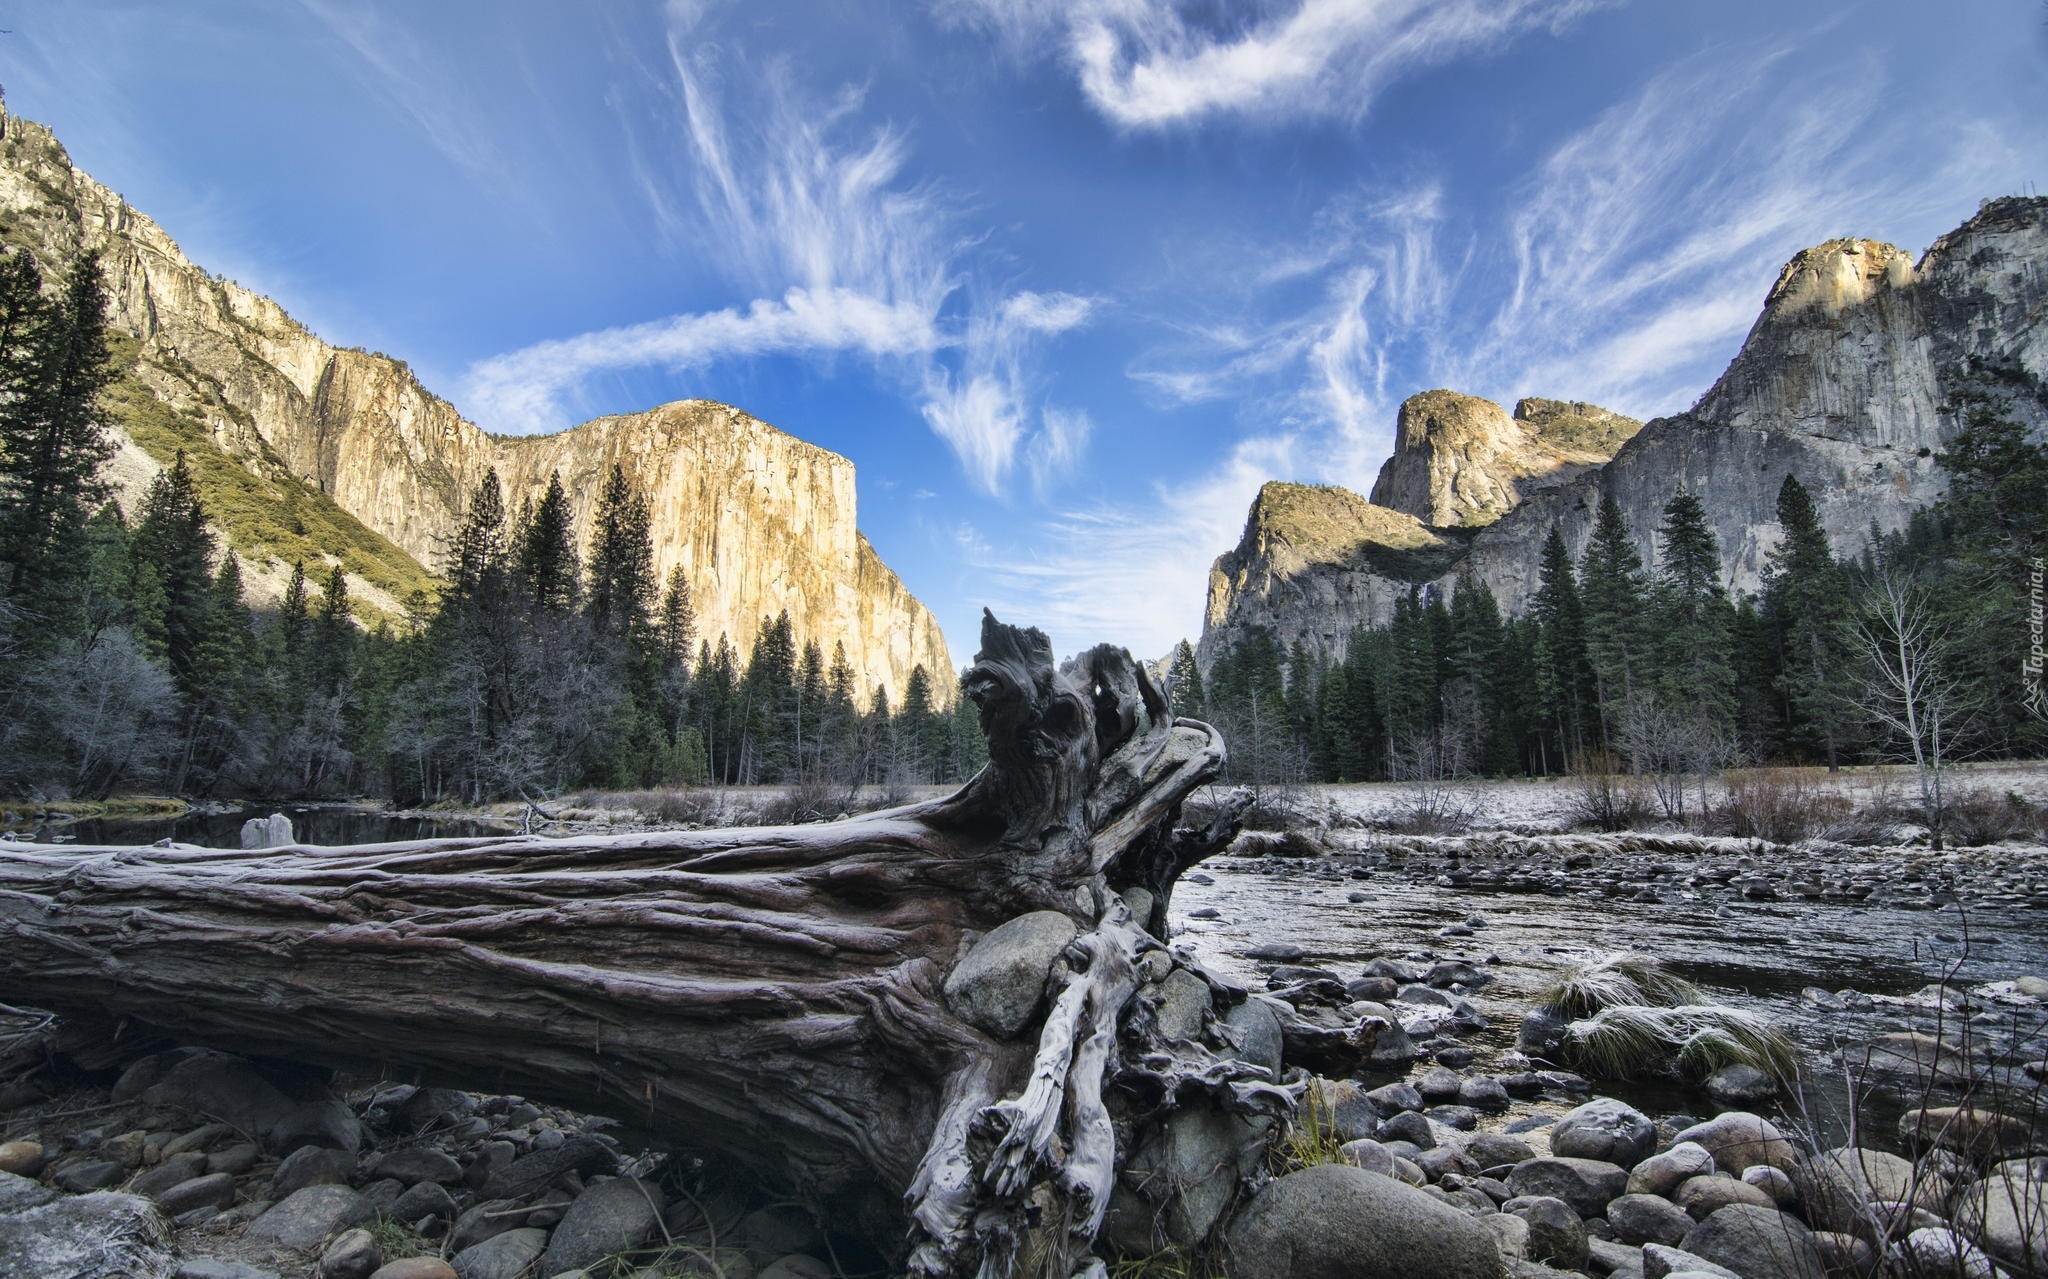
0, 101, 950, 697
1204, 198, 2048, 666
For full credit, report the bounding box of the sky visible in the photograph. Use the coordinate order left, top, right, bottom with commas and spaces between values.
5, 0, 2045, 666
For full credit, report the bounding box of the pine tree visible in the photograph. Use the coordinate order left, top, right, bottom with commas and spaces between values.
1165, 640, 1206, 721
1531, 525, 1595, 768
311, 564, 355, 695
131, 453, 217, 694
1763, 474, 1856, 767
1579, 496, 1649, 746
659, 567, 697, 668
0, 249, 114, 631
899, 665, 938, 784
516, 474, 579, 612
1651, 488, 1735, 733
586, 464, 655, 639
450, 469, 506, 602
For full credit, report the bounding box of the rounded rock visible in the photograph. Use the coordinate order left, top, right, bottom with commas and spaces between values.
1627, 1142, 1715, 1198
319, 1228, 383, 1279
1670, 1112, 1799, 1177
1504, 1157, 1628, 1218
1223, 1163, 1503, 1279
1680, 1203, 1827, 1279
1552, 1098, 1657, 1169
943, 911, 1079, 1039
367, 1263, 459, 1279
1607, 1193, 1692, 1247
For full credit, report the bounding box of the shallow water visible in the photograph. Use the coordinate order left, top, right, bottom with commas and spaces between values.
13, 804, 512, 848
1169, 851, 2048, 1141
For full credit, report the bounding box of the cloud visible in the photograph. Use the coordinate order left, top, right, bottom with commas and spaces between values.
969, 434, 1298, 659
298, 0, 504, 179
464, 25, 1093, 492
939, 0, 1611, 128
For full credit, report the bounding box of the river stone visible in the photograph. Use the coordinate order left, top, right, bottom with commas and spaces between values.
1107, 1104, 1267, 1252
246, 1185, 376, 1251
942, 910, 1078, 1038
479, 1135, 615, 1200
1222, 998, 1285, 1077
757, 1257, 832, 1279
1607, 1193, 1693, 1246
1627, 1142, 1715, 1198
1467, 1133, 1537, 1171
449, 1227, 547, 1279
1339, 1138, 1398, 1178
162, 1124, 235, 1158
1810, 1230, 1875, 1275
1223, 1164, 1501, 1279
133, 1151, 209, 1197
270, 1145, 356, 1199
0, 1142, 43, 1177
739, 1206, 825, 1262
0, 1190, 175, 1279
1960, 1172, 2048, 1272
1247, 943, 1308, 963
1680, 1204, 1826, 1278
1705, 1064, 1776, 1106
271, 1099, 362, 1154
1483, 1212, 1531, 1260
371, 1147, 463, 1185
319, 1228, 382, 1279
1552, 1098, 1656, 1168
1506, 1157, 1628, 1218
1639, 1243, 1741, 1278
366, 1263, 458, 1279
1893, 1227, 2000, 1277
157, 1173, 237, 1215
241, 813, 294, 848
54, 1158, 127, 1191
390, 1179, 458, 1224
141, 1051, 297, 1138
538, 1177, 664, 1274
1670, 1112, 1799, 1176
1674, 1173, 1777, 1219
1586, 1237, 1644, 1276
177, 1262, 284, 1279
1504, 1195, 1588, 1269
0, 1171, 59, 1213
1154, 968, 1213, 1042
1901, 1105, 2037, 1158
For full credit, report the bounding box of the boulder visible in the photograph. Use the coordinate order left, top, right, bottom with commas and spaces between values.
270, 1099, 362, 1154
140, 1051, 297, 1138
175, 1262, 284, 1279
390, 1180, 459, 1224
156, 1174, 237, 1215
1223, 1164, 1502, 1279
366, 1263, 458, 1279
449, 1228, 548, 1279
1627, 1143, 1715, 1198
269, 1145, 356, 1199
1505, 1157, 1628, 1218
1960, 1171, 2048, 1273
1800, 1145, 1939, 1235
0, 1191, 175, 1279
240, 813, 294, 848
1639, 1243, 1741, 1278
1670, 1113, 1799, 1177
1106, 1104, 1268, 1253
131, 1151, 210, 1197
1552, 1099, 1656, 1169
943, 911, 1080, 1038
245, 1185, 377, 1251
319, 1229, 382, 1279
757, 1258, 832, 1279
0, 1142, 43, 1178
537, 1177, 665, 1275
1900, 1105, 2037, 1159
1673, 1174, 1776, 1219
1892, 1227, 2001, 1278
1606, 1193, 1693, 1246
1680, 1204, 1826, 1279
0, 1171, 59, 1214
1223, 998, 1286, 1078
1504, 1195, 1588, 1269
371, 1147, 464, 1186
1704, 1064, 1776, 1106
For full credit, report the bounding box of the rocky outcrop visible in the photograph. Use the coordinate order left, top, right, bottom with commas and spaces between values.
0, 101, 950, 697
1369, 390, 1639, 529
1203, 198, 2048, 663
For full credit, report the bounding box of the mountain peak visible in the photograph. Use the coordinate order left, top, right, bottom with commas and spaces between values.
1368, 389, 1640, 529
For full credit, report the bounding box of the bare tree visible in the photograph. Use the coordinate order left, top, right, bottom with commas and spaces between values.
1852, 569, 1981, 849
1617, 698, 1737, 823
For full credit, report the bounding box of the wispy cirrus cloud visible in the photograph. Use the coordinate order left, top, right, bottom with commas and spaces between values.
462, 8, 1094, 494
938, 0, 1613, 128
1006, 35, 2032, 658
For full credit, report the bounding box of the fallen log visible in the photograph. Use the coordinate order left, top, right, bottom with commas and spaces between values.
0, 612, 1286, 1277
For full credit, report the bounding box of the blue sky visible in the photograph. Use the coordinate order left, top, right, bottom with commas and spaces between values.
7, 0, 2044, 665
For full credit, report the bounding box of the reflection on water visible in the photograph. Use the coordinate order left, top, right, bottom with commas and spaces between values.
12, 805, 513, 848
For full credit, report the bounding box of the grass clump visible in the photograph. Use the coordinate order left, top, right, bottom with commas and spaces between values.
1537, 951, 1703, 1019
1564, 1004, 1799, 1085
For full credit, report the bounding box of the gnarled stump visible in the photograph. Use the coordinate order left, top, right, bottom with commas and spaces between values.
0, 613, 1287, 1277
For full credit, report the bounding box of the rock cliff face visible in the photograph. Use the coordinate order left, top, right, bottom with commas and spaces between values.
0, 102, 950, 697
1204, 198, 2048, 665
1368, 390, 1640, 529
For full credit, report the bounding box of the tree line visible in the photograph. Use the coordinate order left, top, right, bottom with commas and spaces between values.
0, 247, 985, 805
1174, 369, 2048, 806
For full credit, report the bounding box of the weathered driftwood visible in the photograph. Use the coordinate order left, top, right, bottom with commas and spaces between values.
0, 613, 1284, 1278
